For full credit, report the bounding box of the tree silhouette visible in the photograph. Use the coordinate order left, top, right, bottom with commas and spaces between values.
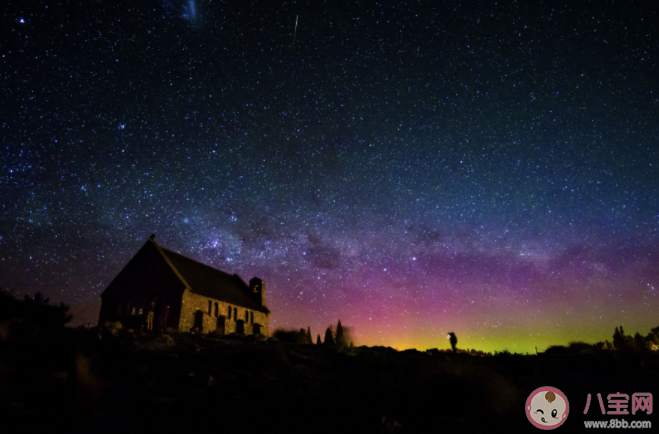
633, 332, 646, 350
648, 326, 659, 346
336, 319, 346, 348
316, 334, 321, 345
24, 292, 49, 305
0, 289, 72, 331
613, 326, 630, 350
646, 330, 659, 346
323, 326, 335, 346
307, 327, 312, 344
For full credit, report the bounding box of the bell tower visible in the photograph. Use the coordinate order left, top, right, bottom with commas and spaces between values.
249, 277, 265, 306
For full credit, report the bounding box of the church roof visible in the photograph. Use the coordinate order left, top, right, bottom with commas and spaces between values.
154, 241, 269, 314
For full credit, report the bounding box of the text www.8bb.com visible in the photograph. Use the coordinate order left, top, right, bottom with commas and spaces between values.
584, 419, 651, 429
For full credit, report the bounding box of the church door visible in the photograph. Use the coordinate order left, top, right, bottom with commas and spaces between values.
194, 310, 204, 331
216, 316, 226, 336
235, 319, 245, 335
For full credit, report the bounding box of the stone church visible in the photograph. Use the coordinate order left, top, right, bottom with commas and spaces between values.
98, 235, 270, 336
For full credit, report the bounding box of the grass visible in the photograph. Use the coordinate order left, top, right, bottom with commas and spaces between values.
1, 328, 658, 433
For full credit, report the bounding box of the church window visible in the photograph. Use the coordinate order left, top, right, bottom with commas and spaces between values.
228, 306, 232, 318
233, 307, 237, 320
214, 302, 218, 317
138, 308, 143, 315
208, 300, 212, 315
131, 307, 135, 315
251, 312, 254, 324
245, 310, 249, 322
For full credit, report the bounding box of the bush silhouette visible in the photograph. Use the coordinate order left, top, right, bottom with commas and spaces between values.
0, 289, 72, 335
633, 332, 646, 350
647, 327, 659, 346
272, 328, 308, 344
568, 342, 595, 354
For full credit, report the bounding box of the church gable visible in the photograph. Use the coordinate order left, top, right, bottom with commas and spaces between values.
98, 237, 187, 329
100, 238, 187, 301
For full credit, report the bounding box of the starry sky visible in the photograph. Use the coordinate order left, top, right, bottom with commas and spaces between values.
2, 0, 658, 352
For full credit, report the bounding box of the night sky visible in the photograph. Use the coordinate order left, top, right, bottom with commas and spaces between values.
2, 0, 658, 352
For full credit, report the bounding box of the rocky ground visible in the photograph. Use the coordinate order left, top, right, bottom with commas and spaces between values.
1, 328, 658, 433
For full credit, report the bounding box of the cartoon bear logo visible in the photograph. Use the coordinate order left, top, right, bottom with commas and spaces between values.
526, 386, 569, 429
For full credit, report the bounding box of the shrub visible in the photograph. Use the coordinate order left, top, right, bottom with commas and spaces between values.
0, 289, 72, 334
272, 328, 308, 344
567, 342, 595, 354
102, 320, 124, 337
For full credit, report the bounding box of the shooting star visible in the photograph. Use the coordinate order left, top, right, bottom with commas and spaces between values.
292, 15, 299, 45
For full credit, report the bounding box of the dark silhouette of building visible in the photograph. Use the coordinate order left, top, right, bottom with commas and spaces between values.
98, 235, 270, 335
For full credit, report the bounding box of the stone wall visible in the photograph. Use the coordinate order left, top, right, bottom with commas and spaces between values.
179, 289, 269, 336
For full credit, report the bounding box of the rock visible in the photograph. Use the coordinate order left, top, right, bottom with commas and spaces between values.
151, 334, 175, 349
381, 415, 403, 433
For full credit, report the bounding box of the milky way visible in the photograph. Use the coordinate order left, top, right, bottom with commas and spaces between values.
2, 1, 658, 352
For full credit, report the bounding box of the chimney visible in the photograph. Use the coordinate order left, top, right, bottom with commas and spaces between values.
249, 277, 266, 306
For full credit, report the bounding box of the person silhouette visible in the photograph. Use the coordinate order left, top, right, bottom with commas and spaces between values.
448, 332, 458, 353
